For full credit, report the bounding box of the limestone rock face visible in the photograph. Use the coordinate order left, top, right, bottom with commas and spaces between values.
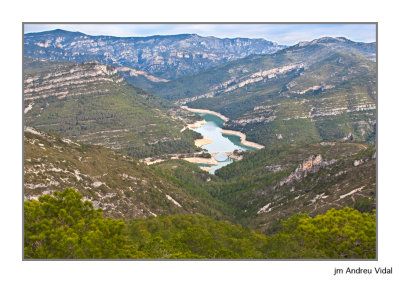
279, 155, 336, 187
24, 61, 122, 101
353, 159, 364, 167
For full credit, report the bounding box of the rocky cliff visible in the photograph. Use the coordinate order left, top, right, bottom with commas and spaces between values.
278, 154, 337, 187
24, 61, 122, 101
253, 144, 376, 229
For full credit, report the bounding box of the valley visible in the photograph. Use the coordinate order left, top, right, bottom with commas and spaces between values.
189, 111, 260, 173
153, 38, 376, 148
23, 26, 377, 259
141, 108, 263, 173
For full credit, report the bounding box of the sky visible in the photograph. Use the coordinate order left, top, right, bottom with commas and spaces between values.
23, 23, 376, 46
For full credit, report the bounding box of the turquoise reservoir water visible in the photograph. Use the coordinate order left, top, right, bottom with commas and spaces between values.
193, 113, 257, 174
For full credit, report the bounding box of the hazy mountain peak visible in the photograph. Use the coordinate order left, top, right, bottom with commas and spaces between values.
297, 36, 351, 46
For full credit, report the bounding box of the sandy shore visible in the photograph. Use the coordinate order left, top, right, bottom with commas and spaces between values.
142, 154, 217, 166
187, 119, 206, 130
226, 151, 243, 161
195, 138, 213, 147
184, 105, 264, 150
182, 106, 229, 122
220, 129, 264, 149
183, 156, 219, 165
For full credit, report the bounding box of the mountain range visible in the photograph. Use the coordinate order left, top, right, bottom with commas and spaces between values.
152, 37, 376, 147
24, 29, 285, 80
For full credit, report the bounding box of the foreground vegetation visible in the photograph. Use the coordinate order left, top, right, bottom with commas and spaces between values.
24, 188, 375, 259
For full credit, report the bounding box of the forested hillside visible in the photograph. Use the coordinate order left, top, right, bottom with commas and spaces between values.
24, 188, 375, 259
211, 142, 376, 229
24, 127, 227, 219
24, 124, 376, 230
152, 37, 376, 146
24, 58, 201, 157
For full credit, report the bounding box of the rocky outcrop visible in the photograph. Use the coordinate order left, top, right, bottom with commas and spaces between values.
292, 84, 335, 95
311, 104, 376, 118
265, 165, 284, 172
177, 64, 304, 104
342, 133, 355, 141
117, 66, 169, 83
279, 155, 336, 187
353, 151, 376, 167
24, 61, 123, 101
230, 115, 276, 126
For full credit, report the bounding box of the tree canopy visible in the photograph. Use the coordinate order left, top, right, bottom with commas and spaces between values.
24, 188, 139, 259
263, 207, 376, 259
24, 188, 376, 259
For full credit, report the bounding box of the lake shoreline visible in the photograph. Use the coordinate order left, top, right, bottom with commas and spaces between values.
187, 119, 207, 130
220, 129, 264, 149
182, 106, 229, 122
194, 138, 213, 147
179, 106, 264, 173
183, 156, 219, 165
183, 105, 264, 150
